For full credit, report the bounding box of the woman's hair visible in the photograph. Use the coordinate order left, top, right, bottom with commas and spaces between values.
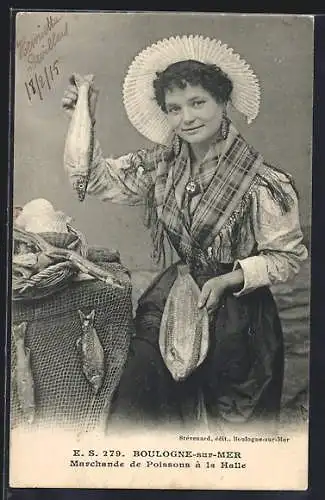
153, 60, 233, 112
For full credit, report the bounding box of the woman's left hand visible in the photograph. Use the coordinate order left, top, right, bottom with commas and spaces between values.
197, 276, 227, 315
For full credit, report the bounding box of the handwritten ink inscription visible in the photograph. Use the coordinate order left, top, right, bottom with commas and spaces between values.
16, 15, 69, 71
24, 59, 60, 102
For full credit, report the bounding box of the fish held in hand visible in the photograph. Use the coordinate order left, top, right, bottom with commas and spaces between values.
159, 265, 210, 382
64, 73, 95, 202
12, 321, 36, 424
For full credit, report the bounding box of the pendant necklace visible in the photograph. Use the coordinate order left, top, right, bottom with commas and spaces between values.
185, 149, 223, 201
185, 158, 202, 199
185, 177, 201, 198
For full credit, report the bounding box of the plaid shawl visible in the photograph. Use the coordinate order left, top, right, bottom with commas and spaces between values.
131, 121, 294, 268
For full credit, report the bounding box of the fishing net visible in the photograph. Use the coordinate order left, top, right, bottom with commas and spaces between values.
10, 232, 134, 433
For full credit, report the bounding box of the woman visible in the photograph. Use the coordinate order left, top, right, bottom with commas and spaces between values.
62, 35, 307, 430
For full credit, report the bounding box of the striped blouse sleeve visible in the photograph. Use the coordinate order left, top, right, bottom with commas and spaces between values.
233, 172, 308, 296
66, 138, 156, 205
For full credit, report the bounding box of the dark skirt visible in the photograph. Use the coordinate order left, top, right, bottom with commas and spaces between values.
109, 262, 284, 429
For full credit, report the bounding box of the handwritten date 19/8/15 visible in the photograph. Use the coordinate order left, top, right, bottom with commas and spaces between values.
25, 59, 60, 102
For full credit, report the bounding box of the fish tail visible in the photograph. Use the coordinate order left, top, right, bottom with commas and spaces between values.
12, 321, 27, 342
72, 73, 94, 89
15, 350, 36, 423
76, 336, 82, 351
25, 406, 36, 424
25, 346, 31, 361
71, 73, 83, 89
78, 309, 86, 323
91, 374, 103, 394
84, 74, 95, 85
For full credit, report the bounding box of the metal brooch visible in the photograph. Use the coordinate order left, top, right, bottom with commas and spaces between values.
185, 179, 201, 197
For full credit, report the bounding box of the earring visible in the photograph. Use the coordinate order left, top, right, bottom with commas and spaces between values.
221, 111, 229, 140
173, 134, 181, 156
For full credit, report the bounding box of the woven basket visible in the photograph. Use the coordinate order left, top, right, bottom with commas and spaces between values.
12, 230, 122, 301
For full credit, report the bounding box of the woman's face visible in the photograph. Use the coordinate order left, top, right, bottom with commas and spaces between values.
164, 83, 225, 144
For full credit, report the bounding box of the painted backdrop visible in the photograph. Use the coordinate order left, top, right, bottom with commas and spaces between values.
14, 12, 313, 270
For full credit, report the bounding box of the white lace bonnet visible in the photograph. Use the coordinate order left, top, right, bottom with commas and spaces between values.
123, 34, 261, 145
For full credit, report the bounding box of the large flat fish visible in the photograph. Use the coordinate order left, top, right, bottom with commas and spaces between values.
77, 309, 105, 394
64, 74, 94, 202
159, 265, 209, 382
12, 321, 36, 424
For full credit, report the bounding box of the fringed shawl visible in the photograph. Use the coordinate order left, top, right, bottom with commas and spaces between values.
141, 121, 296, 267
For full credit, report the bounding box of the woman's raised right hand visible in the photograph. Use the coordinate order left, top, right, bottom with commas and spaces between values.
61, 73, 99, 123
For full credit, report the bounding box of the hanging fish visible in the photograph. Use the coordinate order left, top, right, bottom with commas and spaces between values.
12, 321, 36, 424
77, 309, 105, 394
64, 73, 95, 202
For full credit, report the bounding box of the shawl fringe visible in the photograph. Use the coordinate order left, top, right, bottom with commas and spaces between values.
144, 185, 166, 266
142, 143, 296, 268
143, 141, 179, 266
257, 163, 297, 213
220, 164, 296, 261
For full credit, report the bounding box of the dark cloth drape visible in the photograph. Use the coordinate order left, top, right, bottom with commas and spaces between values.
109, 262, 284, 430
